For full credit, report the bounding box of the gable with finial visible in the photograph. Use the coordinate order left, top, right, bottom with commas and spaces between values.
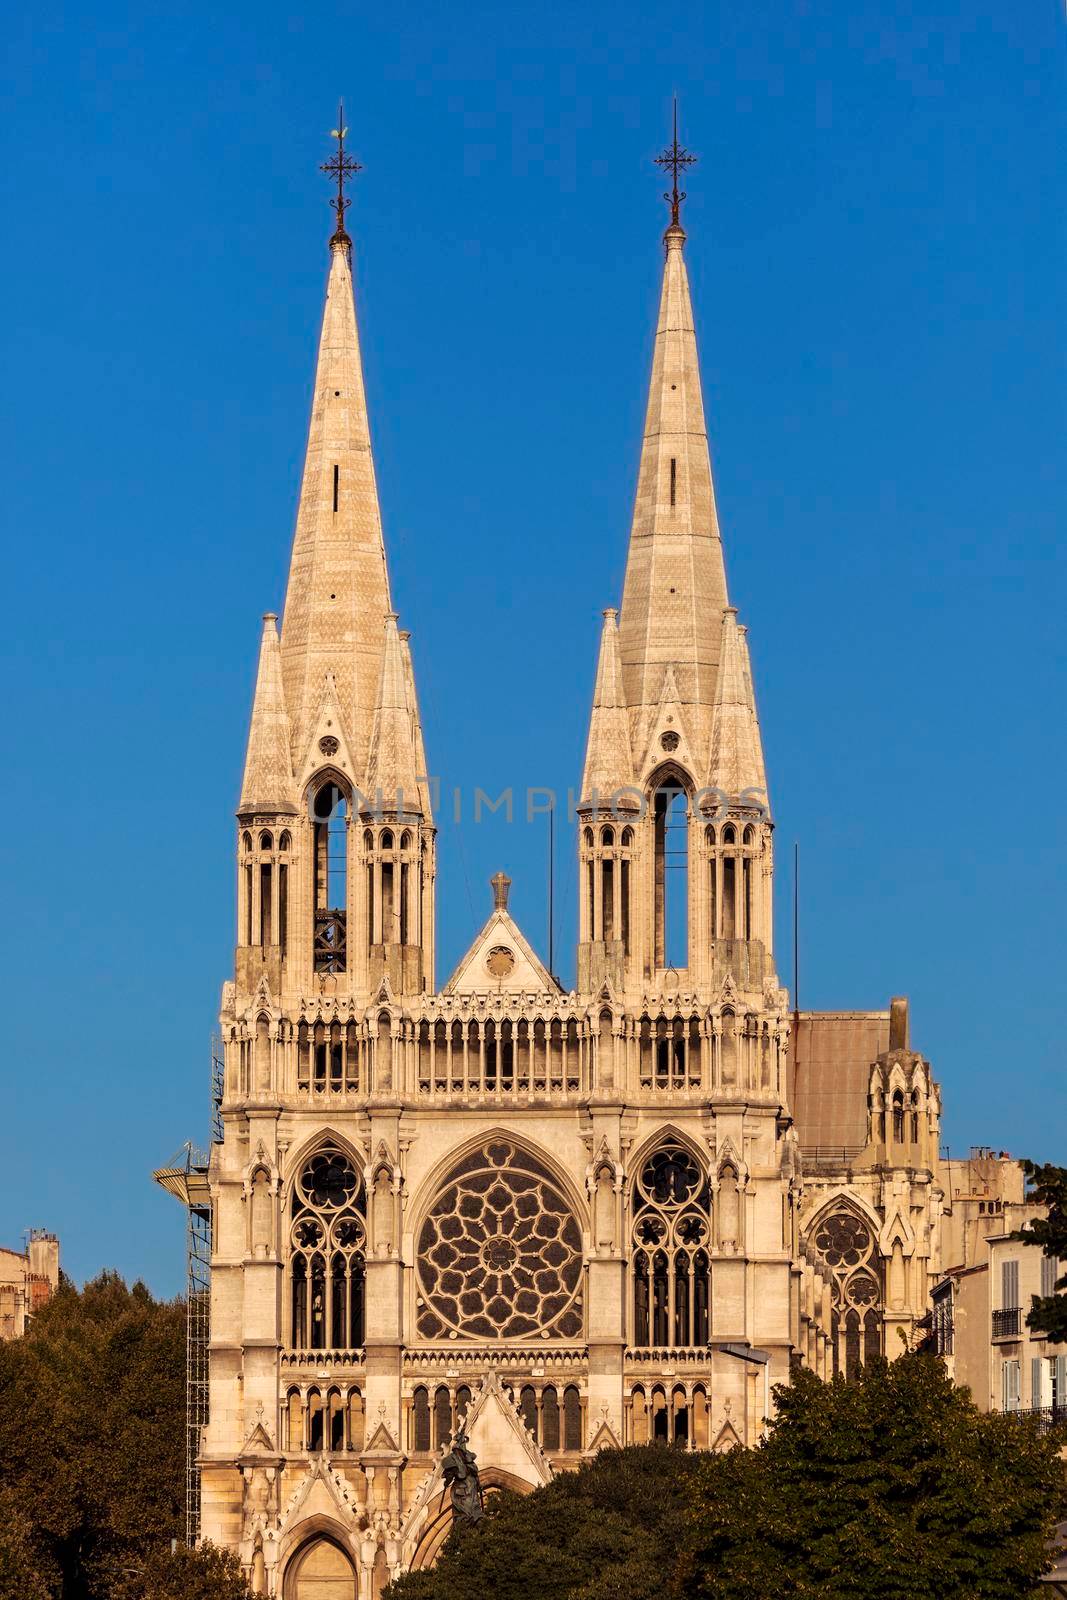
636, 664, 699, 786
297, 673, 358, 792
445, 872, 561, 996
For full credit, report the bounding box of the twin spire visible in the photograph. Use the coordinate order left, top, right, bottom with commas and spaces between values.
242, 111, 768, 837
240, 121, 429, 822
581, 111, 768, 814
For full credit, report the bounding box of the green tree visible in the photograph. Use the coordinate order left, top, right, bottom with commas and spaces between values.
386, 1356, 1063, 1600
0, 1490, 52, 1600
678, 1354, 1063, 1600
385, 1445, 703, 1600
0, 1271, 186, 1600
1012, 1160, 1067, 1343
109, 1542, 252, 1600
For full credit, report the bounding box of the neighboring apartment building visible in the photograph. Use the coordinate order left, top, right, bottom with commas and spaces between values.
931, 1209, 1065, 1424
0, 1230, 60, 1339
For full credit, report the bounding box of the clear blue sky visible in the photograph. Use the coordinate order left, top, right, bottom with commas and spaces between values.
1, 2, 1063, 1296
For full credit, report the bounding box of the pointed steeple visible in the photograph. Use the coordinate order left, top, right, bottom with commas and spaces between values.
708, 608, 768, 811
399, 629, 433, 821
239, 614, 296, 815
280, 234, 392, 780
363, 614, 423, 814
617, 211, 729, 778
580, 609, 634, 808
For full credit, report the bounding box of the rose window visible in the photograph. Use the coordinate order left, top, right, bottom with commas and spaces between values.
416, 1140, 583, 1341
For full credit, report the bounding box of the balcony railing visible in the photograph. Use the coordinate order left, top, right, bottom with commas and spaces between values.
992, 1306, 1022, 1338
1005, 1404, 1067, 1435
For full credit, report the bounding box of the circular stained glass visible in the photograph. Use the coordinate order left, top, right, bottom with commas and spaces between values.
416, 1140, 583, 1341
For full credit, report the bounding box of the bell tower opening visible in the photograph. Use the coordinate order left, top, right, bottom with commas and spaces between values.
654, 783, 688, 969
312, 781, 348, 973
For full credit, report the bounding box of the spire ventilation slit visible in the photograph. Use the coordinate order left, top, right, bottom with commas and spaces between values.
670, 458, 677, 507
332, 465, 339, 514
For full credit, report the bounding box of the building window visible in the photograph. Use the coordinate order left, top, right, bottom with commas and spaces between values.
810, 1206, 884, 1378
631, 1144, 710, 1349
653, 784, 688, 968
312, 782, 348, 972
289, 1148, 365, 1351
415, 1140, 583, 1341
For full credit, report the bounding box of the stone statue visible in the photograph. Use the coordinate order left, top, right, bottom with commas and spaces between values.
441, 1432, 485, 1527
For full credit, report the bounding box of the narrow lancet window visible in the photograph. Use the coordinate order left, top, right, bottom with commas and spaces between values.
312, 783, 348, 973
654, 784, 689, 968
332, 464, 339, 513
669, 457, 677, 506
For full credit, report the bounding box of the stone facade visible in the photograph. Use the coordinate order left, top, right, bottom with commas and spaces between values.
199, 205, 1007, 1599
0, 1231, 59, 1339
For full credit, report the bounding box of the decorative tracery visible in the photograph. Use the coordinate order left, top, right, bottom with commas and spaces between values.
631, 1144, 711, 1348
415, 1140, 583, 1341
811, 1206, 883, 1377
289, 1148, 365, 1350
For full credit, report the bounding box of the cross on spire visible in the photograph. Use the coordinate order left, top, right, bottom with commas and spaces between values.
320, 102, 362, 248
654, 97, 697, 229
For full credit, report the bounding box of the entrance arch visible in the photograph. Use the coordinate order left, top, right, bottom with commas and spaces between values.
285, 1536, 357, 1600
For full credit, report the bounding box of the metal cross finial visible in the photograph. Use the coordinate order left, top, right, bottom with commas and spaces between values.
320, 102, 362, 248
654, 97, 697, 228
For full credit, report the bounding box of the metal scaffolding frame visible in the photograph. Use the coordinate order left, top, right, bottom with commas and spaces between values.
154, 1036, 224, 1545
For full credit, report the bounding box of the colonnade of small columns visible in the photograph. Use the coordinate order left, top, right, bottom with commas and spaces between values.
282, 1384, 365, 1454
239, 828, 292, 953
627, 1381, 712, 1447
226, 1004, 788, 1104
234, 804, 437, 991
577, 805, 774, 980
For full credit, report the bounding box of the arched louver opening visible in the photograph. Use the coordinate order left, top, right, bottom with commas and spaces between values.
653, 783, 689, 968
312, 782, 348, 973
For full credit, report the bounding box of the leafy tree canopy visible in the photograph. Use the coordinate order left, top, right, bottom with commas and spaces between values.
1012, 1160, 1067, 1343
110, 1542, 252, 1600
386, 1445, 704, 1600
388, 1354, 1063, 1600
0, 1271, 192, 1600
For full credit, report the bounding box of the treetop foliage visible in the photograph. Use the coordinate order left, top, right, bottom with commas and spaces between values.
388, 1353, 1064, 1600
1012, 1160, 1067, 1343
0, 1271, 250, 1600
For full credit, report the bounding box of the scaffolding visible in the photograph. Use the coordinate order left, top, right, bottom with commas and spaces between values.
154, 1035, 224, 1545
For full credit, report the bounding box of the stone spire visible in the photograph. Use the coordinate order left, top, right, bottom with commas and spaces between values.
617, 218, 730, 779
239, 614, 296, 815
279, 236, 392, 781
363, 614, 424, 815
708, 608, 768, 812
399, 629, 433, 821
580, 609, 634, 809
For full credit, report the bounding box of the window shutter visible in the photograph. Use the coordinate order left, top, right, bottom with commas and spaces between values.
1032, 1357, 1044, 1408
1040, 1254, 1057, 1298
1055, 1356, 1067, 1411
1001, 1258, 1019, 1308
1001, 1359, 1020, 1412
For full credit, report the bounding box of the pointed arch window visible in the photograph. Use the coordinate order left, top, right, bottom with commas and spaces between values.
630, 1144, 710, 1349
312, 782, 348, 972
653, 783, 689, 968
289, 1148, 365, 1351
810, 1206, 884, 1378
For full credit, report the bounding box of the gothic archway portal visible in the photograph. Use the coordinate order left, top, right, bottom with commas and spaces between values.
285, 1535, 358, 1600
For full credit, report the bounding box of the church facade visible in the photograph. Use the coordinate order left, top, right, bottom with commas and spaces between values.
201, 143, 964, 1598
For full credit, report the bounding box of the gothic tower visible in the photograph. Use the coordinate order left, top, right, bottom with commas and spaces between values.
195, 120, 948, 1599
